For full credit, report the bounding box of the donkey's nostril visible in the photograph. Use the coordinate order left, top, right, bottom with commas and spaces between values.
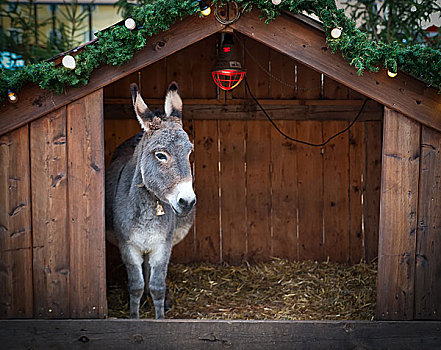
178, 197, 196, 210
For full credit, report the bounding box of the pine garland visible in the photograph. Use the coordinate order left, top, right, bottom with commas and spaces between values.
1, 0, 441, 100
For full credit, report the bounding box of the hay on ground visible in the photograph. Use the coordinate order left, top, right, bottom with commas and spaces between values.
107, 259, 377, 320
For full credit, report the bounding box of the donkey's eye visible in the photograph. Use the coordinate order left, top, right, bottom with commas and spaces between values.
155, 152, 168, 162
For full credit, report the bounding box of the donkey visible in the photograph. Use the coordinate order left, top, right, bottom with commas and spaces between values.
106, 82, 196, 319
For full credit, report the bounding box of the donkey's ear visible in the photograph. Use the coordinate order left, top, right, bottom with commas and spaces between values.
164, 81, 182, 118
130, 83, 152, 132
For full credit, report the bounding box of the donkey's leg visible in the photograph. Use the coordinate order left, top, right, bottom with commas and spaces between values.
144, 255, 173, 311
148, 243, 172, 319
143, 256, 150, 294
164, 285, 172, 311
120, 245, 144, 319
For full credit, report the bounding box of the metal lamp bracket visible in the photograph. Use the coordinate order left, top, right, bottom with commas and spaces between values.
214, 1, 241, 26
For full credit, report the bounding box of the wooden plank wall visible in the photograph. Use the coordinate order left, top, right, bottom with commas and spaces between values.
103, 34, 383, 265
377, 107, 441, 320
377, 108, 420, 320
0, 125, 33, 318
415, 126, 441, 320
0, 89, 106, 319
67, 91, 107, 318
31, 109, 69, 318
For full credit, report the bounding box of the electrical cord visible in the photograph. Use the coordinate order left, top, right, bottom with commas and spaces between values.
233, 32, 296, 89
244, 77, 370, 147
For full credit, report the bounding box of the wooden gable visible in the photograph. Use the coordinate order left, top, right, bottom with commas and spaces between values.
1, 10, 440, 134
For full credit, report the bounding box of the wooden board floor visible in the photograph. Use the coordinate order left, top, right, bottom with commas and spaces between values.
1, 319, 440, 350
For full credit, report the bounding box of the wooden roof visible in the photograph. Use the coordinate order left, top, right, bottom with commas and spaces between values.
1, 10, 441, 135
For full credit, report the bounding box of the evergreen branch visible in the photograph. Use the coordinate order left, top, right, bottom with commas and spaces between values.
1, 0, 441, 99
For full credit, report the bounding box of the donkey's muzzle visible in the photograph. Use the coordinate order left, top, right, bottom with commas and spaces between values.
178, 197, 196, 214
169, 180, 196, 217
178, 197, 196, 216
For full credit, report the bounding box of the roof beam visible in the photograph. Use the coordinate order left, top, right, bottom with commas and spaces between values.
231, 11, 441, 132
0, 14, 224, 135
104, 98, 383, 121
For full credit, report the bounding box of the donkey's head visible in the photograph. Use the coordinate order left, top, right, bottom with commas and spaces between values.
130, 82, 196, 217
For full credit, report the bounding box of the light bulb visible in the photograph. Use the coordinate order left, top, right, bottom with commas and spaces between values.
272, 0, 282, 5
387, 70, 398, 78
8, 90, 18, 103
331, 27, 342, 39
201, 6, 211, 16
62, 55, 76, 70
125, 18, 136, 30
199, 0, 211, 16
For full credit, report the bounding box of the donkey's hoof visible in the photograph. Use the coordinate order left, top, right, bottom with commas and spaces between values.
165, 286, 173, 311
165, 298, 172, 312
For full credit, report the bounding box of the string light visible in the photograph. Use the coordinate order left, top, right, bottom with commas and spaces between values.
125, 18, 136, 30
387, 70, 398, 78
2, 0, 440, 101
7, 89, 18, 103
62, 55, 76, 70
199, 0, 211, 16
331, 27, 342, 39
272, 0, 282, 5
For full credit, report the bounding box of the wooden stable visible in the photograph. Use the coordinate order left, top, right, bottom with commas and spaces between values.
104, 32, 383, 266
1, 8, 440, 348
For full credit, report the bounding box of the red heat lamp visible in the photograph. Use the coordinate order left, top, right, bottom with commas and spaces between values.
212, 33, 246, 91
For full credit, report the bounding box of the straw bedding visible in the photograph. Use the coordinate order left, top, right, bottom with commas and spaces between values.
107, 259, 376, 320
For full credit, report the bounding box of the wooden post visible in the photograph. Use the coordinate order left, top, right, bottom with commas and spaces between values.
415, 125, 441, 320
31, 108, 70, 318
376, 107, 420, 320
67, 89, 107, 318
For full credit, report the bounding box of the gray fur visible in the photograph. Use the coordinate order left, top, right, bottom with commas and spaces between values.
106, 82, 195, 319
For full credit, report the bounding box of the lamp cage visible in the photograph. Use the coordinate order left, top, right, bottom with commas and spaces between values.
211, 33, 246, 91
